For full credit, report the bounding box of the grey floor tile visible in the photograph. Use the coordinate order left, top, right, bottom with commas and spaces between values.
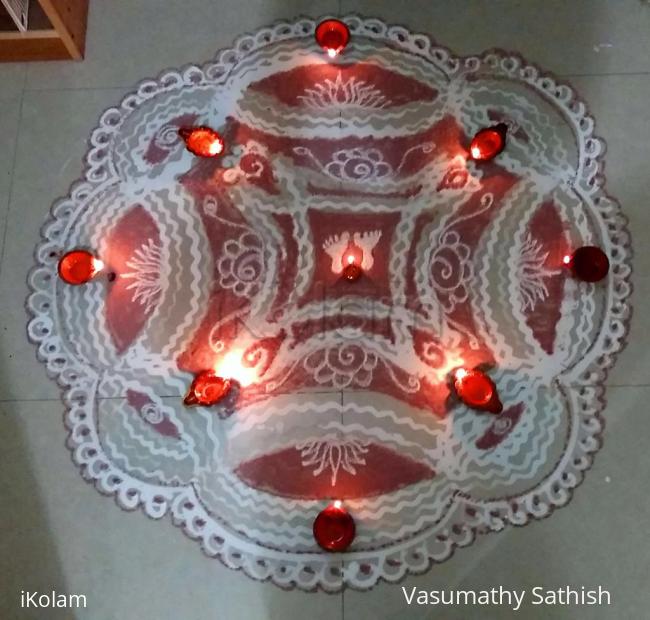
0, 399, 343, 620
342, 533, 507, 620
25, 0, 339, 91
0, 63, 26, 101
569, 75, 649, 272
603, 275, 649, 388
448, 386, 650, 620
0, 97, 21, 266
341, 0, 650, 77
0, 88, 125, 401
343, 386, 649, 619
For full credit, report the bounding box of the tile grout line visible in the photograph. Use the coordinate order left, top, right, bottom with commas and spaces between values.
23, 85, 132, 93
559, 70, 650, 78
0, 389, 352, 404
0, 66, 27, 280
14, 73, 650, 97
17, 71, 649, 96
0, 397, 63, 404
2, 381, 647, 405
16, 70, 650, 93
342, 383, 650, 392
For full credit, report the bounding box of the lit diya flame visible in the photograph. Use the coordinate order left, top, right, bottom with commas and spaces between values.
216, 350, 257, 387
342, 254, 362, 282
315, 18, 350, 57
453, 367, 503, 414
563, 246, 610, 282
178, 126, 225, 158
57, 250, 104, 285
313, 501, 356, 552
469, 123, 508, 161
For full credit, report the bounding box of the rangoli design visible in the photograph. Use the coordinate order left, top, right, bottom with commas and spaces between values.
27, 16, 632, 591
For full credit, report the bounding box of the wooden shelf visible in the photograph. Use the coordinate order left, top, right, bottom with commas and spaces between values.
0, 0, 88, 61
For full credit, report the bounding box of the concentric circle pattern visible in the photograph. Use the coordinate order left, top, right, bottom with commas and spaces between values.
27, 16, 632, 591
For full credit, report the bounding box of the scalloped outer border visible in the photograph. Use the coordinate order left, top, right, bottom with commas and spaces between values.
25, 14, 633, 592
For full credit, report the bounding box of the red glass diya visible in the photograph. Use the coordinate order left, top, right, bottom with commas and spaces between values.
469, 123, 508, 161
315, 19, 350, 57
342, 255, 362, 282
178, 126, 225, 158
453, 368, 503, 414
563, 246, 610, 282
313, 501, 356, 552
57, 250, 104, 285
184, 371, 232, 407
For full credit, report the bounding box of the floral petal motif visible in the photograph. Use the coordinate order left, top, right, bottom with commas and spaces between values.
298, 72, 391, 110
517, 232, 559, 312
104, 206, 162, 353
522, 202, 570, 354
296, 436, 370, 485
235, 442, 435, 499
122, 238, 163, 314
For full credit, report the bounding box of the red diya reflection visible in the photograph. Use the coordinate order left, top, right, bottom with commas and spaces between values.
469, 123, 508, 161
178, 126, 225, 158
315, 19, 350, 58
313, 501, 356, 552
453, 368, 503, 414
563, 246, 610, 282
184, 371, 232, 407
57, 250, 104, 285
